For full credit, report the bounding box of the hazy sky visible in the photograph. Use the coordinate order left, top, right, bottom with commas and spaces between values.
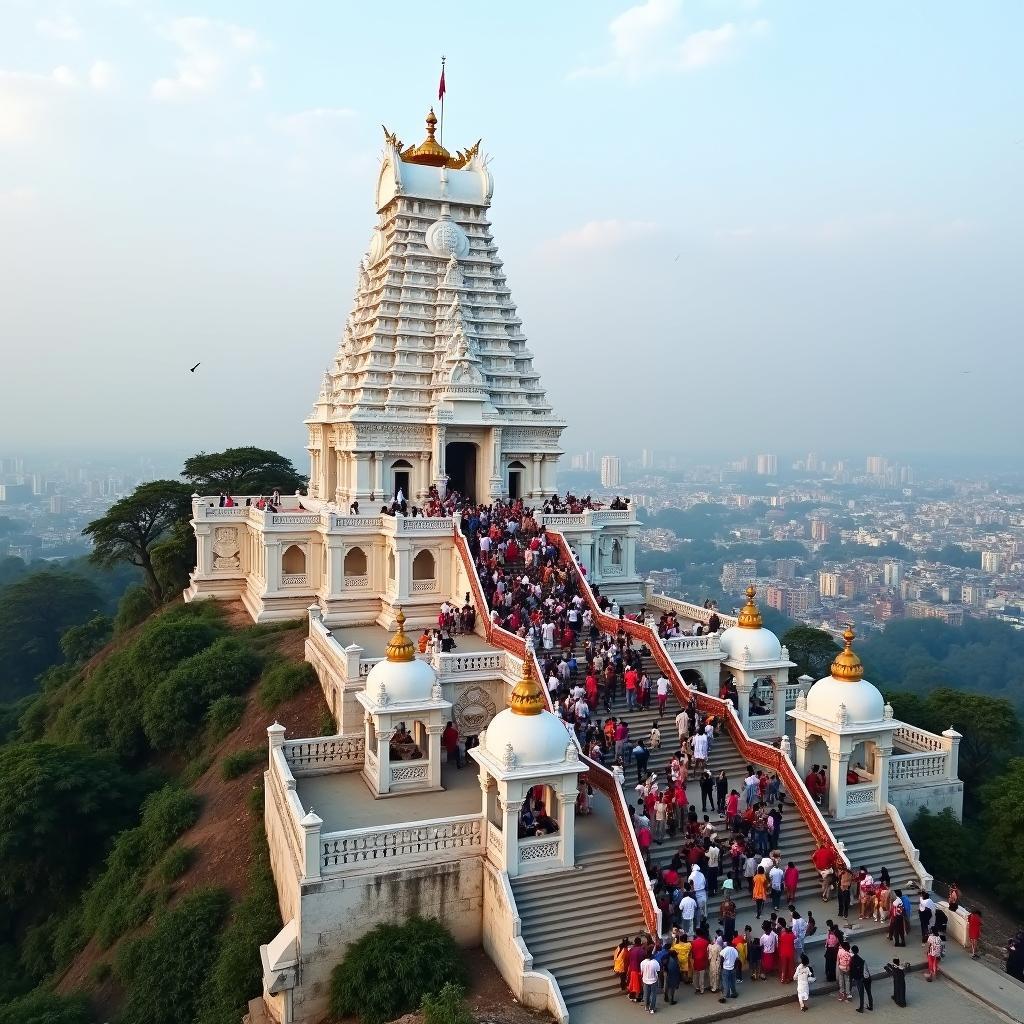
1, 0, 1022, 464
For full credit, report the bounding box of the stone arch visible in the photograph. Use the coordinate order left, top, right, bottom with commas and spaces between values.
611, 538, 623, 566
391, 459, 412, 501
344, 546, 367, 577
412, 549, 436, 581
281, 544, 306, 575
681, 668, 706, 693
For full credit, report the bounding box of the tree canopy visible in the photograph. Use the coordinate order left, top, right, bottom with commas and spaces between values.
182, 446, 305, 496
781, 625, 840, 680
83, 480, 193, 598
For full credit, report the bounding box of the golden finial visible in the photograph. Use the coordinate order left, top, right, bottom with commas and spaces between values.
400, 107, 451, 167
737, 584, 763, 630
509, 657, 545, 716
386, 607, 415, 663
830, 623, 864, 682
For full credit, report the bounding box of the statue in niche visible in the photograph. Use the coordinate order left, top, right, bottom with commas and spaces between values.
212, 527, 241, 570
443, 253, 463, 288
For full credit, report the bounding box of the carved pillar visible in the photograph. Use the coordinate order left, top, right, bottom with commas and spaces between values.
556, 772, 578, 871
829, 747, 849, 820
376, 723, 392, 795
373, 451, 385, 500
489, 427, 503, 498
942, 727, 962, 781
540, 455, 556, 497
499, 794, 524, 877
426, 722, 445, 790
530, 452, 542, 497
300, 809, 323, 881
353, 452, 371, 501
433, 425, 447, 490
732, 669, 753, 730
794, 731, 810, 779
265, 540, 282, 593
418, 451, 432, 499
875, 743, 892, 811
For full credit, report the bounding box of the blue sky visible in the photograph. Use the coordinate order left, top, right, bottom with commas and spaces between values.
1, 1, 1022, 463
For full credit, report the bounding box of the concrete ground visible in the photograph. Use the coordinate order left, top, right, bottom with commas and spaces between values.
298, 759, 483, 832
570, 924, 1024, 1024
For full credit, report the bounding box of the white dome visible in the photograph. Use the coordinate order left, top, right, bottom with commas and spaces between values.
805, 674, 885, 725
720, 625, 783, 663
484, 707, 572, 767
365, 655, 437, 704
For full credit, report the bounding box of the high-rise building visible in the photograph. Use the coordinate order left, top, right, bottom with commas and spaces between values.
721, 560, 757, 592
784, 584, 816, 618
641, 449, 654, 469
883, 561, 903, 589
981, 550, 1003, 573
49, 494, 65, 514
600, 456, 621, 488
818, 570, 839, 598
810, 519, 831, 543
755, 454, 778, 476
774, 558, 799, 579
866, 455, 886, 476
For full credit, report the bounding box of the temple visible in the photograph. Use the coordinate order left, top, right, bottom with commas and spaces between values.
183, 109, 966, 1024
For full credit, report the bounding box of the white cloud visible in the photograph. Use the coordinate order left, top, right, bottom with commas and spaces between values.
569, 0, 763, 80
88, 60, 116, 92
36, 13, 81, 41
0, 70, 62, 143
52, 65, 78, 87
542, 218, 661, 252
248, 66, 265, 91
151, 17, 263, 101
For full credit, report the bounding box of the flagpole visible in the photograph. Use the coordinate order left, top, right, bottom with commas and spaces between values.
439, 56, 446, 147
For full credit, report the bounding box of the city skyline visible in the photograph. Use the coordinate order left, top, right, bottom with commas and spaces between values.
1, 2, 1022, 458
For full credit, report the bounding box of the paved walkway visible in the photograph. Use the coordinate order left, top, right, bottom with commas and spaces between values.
569, 928, 1023, 1024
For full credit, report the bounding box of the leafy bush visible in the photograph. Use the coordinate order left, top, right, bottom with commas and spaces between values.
156, 845, 194, 883
205, 695, 247, 742
0, 990, 94, 1024
117, 888, 231, 1024
329, 917, 467, 1024
198, 842, 282, 1024
258, 660, 316, 710
59, 615, 113, 666
221, 747, 263, 780
421, 983, 473, 1024
909, 808, 973, 887
114, 585, 157, 634
143, 637, 262, 751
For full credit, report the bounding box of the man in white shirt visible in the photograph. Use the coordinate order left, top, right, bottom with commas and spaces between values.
679, 892, 697, 936
656, 675, 671, 715
720, 943, 739, 1000
640, 950, 661, 1013
691, 731, 708, 774
541, 621, 555, 650
769, 863, 785, 910
689, 865, 708, 921
675, 709, 689, 745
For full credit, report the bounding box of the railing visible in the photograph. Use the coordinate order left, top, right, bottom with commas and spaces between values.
283, 734, 364, 774
783, 684, 804, 709
359, 657, 383, 677
268, 743, 307, 877
845, 784, 880, 814
487, 820, 503, 859
432, 650, 508, 676
746, 714, 777, 736
327, 515, 385, 530
518, 835, 562, 864
344, 574, 370, 589
888, 751, 950, 785
271, 514, 321, 526
885, 803, 933, 890
662, 634, 721, 656
411, 578, 436, 592
320, 813, 484, 873
647, 592, 738, 630
281, 573, 309, 587
452, 528, 661, 935
549, 531, 848, 869
390, 761, 429, 785
193, 505, 248, 520
892, 724, 946, 754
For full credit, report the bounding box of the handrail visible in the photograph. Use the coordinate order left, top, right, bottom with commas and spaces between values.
452, 526, 661, 934
548, 531, 849, 870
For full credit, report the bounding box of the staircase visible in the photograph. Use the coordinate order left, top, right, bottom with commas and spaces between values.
830, 813, 922, 899
510, 851, 646, 1009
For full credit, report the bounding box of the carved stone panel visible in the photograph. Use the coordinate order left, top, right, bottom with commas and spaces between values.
453, 685, 498, 735
212, 526, 241, 570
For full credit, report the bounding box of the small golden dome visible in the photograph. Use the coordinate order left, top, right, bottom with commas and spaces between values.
385, 608, 415, 663
737, 584, 763, 630
509, 657, 546, 716
402, 107, 451, 167
830, 624, 864, 682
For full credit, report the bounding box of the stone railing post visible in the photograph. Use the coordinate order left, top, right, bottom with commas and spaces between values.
343, 643, 364, 683
268, 720, 286, 757
308, 603, 322, 625
942, 727, 962, 780
300, 809, 323, 880
797, 674, 814, 694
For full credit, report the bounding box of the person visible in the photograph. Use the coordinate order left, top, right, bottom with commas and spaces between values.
691, 930, 710, 994
679, 891, 697, 937
851, 944, 873, 1012
746, 924, 761, 981
947, 882, 960, 913
812, 841, 835, 900
967, 907, 982, 959
708, 937, 722, 994
784, 861, 800, 904
664, 949, 682, 1005
440, 720, 462, 768
720, 941, 739, 1001
626, 937, 645, 1002
838, 864, 854, 921
640, 947, 661, 1013
633, 739, 650, 784
720, 891, 737, 943
752, 867, 769, 919
778, 923, 796, 983
760, 921, 778, 980
837, 940, 853, 1002
769, 860, 785, 911
925, 925, 943, 981
884, 957, 907, 1007
888, 888, 907, 946
613, 938, 630, 992
919, 891, 936, 943
795, 953, 815, 1012
418, 629, 431, 654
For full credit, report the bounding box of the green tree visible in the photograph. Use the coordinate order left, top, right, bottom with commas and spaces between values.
59, 614, 113, 666
909, 808, 973, 885
83, 480, 193, 598
0, 743, 146, 918
150, 519, 197, 599
980, 757, 1024, 911
182, 447, 306, 496
0, 571, 102, 700
781, 625, 840, 680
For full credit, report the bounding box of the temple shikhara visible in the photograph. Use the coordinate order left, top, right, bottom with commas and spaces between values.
184, 110, 966, 1024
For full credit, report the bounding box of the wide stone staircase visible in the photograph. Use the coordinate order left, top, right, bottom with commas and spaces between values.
830, 813, 921, 900
510, 851, 646, 1009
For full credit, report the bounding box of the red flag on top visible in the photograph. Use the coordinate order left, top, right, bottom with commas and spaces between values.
438, 59, 446, 101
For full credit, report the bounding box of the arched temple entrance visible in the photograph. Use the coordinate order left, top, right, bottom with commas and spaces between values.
392, 459, 412, 501
508, 460, 525, 500
445, 442, 477, 502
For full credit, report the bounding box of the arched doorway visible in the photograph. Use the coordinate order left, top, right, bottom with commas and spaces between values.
392, 459, 412, 502
507, 460, 525, 500
681, 668, 706, 693
445, 442, 477, 502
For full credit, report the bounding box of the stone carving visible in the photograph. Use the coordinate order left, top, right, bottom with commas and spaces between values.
454, 685, 497, 734
836, 702, 849, 727
212, 526, 241, 570
390, 763, 428, 783
519, 840, 559, 861
424, 218, 469, 259
443, 253, 463, 287
503, 742, 517, 771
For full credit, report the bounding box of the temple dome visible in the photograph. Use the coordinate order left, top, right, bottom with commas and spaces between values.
365, 609, 437, 704
805, 625, 885, 724
720, 586, 783, 662
483, 659, 572, 767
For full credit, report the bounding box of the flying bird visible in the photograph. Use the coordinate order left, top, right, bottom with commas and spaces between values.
189, 362, 201, 373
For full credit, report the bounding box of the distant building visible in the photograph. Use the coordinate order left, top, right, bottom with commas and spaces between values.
646, 569, 681, 593
600, 456, 621, 488
721, 559, 758, 592
0, 483, 32, 504
49, 494, 65, 515
866, 455, 886, 476
883, 561, 903, 588
873, 595, 904, 621
905, 601, 965, 626
756, 453, 778, 476
810, 519, 831, 543
981, 550, 1003, 573
783, 584, 816, 618
641, 449, 654, 469
819, 570, 840, 598
775, 558, 799, 579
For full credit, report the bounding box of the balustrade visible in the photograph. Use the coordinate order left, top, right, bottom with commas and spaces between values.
281, 573, 309, 587
343, 574, 370, 589
320, 814, 483, 872
888, 751, 950, 784
892, 724, 946, 753
283, 734, 364, 774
